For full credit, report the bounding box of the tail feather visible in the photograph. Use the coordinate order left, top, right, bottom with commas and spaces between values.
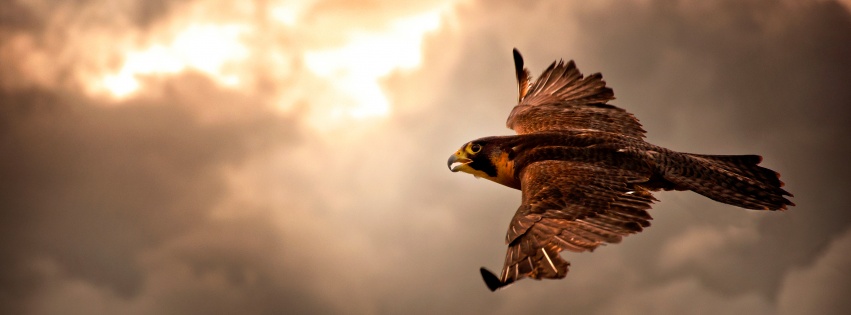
688, 154, 789, 191
661, 153, 794, 210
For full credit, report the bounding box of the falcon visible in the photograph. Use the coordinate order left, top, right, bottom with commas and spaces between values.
447, 49, 794, 291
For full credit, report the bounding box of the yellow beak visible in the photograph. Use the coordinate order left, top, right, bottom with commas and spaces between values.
447, 151, 471, 172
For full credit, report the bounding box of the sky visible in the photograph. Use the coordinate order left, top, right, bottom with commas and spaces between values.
1, 0, 850, 314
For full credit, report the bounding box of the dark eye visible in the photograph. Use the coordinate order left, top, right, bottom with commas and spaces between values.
470, 143, 482, 153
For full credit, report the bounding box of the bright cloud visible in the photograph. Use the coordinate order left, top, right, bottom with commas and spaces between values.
98, 24, 249, 98
302, 10, 444, 121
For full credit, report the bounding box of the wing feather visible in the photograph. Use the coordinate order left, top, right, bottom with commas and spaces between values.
507, 50, 645, 138
513, 49, 532, 101
482, 160, 657, 290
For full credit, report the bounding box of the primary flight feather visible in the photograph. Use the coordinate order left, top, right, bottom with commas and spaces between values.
447, 49, 794, 291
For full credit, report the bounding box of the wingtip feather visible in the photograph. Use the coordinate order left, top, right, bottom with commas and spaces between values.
513, 48, 524, 78
513, 48, 532, 101
480, 267, 507, 292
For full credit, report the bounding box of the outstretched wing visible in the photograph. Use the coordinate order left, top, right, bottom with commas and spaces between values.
481, 159, 657, 291
507, 49, 645, 138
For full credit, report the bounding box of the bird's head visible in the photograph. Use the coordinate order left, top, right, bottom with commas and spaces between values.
447, 137, 520, 189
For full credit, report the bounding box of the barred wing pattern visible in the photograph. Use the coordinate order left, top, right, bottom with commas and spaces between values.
481, 159, 657, 290
507, 49, 645, 138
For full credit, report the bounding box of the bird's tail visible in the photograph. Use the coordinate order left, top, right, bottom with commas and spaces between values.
660, 153, 794, 210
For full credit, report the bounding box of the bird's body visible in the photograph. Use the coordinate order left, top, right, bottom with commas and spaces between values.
447, 49, 793, 291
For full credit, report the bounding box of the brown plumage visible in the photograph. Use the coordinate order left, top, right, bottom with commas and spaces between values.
447, 49, 794, 291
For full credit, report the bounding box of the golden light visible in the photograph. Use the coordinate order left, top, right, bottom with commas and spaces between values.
97, 24, 249, 98
270, 3, 304, 26
301, 10, 443, 123
91, 1, 449, 132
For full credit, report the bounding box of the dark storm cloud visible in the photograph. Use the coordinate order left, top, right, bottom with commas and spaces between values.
0, 0, 40, 30
0, 75, 301, 314
0, 0, 185, 29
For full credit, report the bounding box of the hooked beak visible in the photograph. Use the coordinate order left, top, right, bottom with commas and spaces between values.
447, 152, 471, 172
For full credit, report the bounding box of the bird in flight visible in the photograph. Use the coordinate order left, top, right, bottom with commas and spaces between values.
447, 49, 794, 291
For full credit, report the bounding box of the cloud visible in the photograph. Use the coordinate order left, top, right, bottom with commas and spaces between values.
1, 0, 851, 314
598, 278, 772, 315
0, 75, 298, 313
777, 227, 851, 315
658, 224, 759, 270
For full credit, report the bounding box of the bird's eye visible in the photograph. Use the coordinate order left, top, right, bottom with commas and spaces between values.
470, 143, 482, 153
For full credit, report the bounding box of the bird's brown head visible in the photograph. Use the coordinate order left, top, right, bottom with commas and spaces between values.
447, 137, 520, 189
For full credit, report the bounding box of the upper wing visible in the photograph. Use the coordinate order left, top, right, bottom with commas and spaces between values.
507, 49, 645, 138
481, 158, 657, 291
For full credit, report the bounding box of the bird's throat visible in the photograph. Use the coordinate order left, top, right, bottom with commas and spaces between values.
485, 152, 520, 189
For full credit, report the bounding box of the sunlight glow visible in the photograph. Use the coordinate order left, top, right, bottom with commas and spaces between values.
270, 6, 299, 26
98, 24, 248, 98
302, 10, 443, 121
92, 2, 447, 131
270, 0, 313, 26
